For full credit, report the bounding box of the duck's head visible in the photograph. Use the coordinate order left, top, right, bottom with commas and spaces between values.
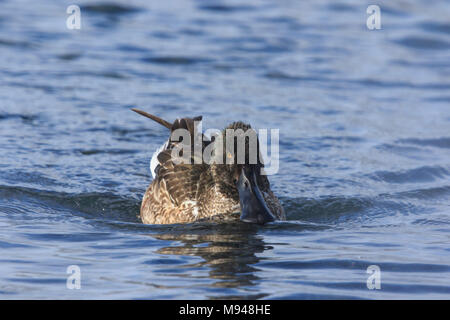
210, 121, 276, 225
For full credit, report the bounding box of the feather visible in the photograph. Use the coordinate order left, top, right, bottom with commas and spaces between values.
150, 141, 168, 179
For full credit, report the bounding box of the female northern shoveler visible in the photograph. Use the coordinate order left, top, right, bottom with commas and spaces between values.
132, 108, 285, 225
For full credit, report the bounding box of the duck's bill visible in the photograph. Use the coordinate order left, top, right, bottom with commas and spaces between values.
237, 166, 275, 225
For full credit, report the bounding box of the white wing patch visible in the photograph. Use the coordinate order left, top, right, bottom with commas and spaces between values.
192, 207, 199, 217
150, 140, 168, 179
182, 200, 199, 217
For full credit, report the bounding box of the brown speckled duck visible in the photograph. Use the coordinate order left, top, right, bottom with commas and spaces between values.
132, 108, 285, 225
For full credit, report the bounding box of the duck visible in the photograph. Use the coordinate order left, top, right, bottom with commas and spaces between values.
132, 108, 285, 225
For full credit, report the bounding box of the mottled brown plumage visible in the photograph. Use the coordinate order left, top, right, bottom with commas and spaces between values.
132, 108, 285, 225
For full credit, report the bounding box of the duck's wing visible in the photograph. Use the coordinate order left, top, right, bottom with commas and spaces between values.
132, 108, 214, 206
155, 151, 212, 206
154, 117, 213, 206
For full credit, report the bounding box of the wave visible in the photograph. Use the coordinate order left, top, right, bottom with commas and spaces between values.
0, 185, 140, 224
395, 36, 450, 50
398, 137, 450, 149
81, 3, 141, 15
141, 56, 213, 65
369, 166, 450, 184
1, 182, 449, 230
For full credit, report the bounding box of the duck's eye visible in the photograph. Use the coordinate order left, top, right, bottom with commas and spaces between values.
233, 178, 238, 185
244, 180, 249, 189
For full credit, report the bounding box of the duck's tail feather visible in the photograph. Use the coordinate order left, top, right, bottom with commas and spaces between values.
131, 108, 172, 129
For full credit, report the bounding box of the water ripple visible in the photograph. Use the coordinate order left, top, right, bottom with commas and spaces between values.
0, 0, 449, 299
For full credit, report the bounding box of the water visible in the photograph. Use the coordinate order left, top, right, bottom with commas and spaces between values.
0, 0, 449, 299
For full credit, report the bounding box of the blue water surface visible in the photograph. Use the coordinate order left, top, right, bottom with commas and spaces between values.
0, 0, 449, 299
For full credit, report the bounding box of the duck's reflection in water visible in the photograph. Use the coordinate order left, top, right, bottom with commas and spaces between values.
151, 221, 271, 298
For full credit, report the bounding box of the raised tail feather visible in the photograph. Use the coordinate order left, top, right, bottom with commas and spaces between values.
131, 108, 172, 129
